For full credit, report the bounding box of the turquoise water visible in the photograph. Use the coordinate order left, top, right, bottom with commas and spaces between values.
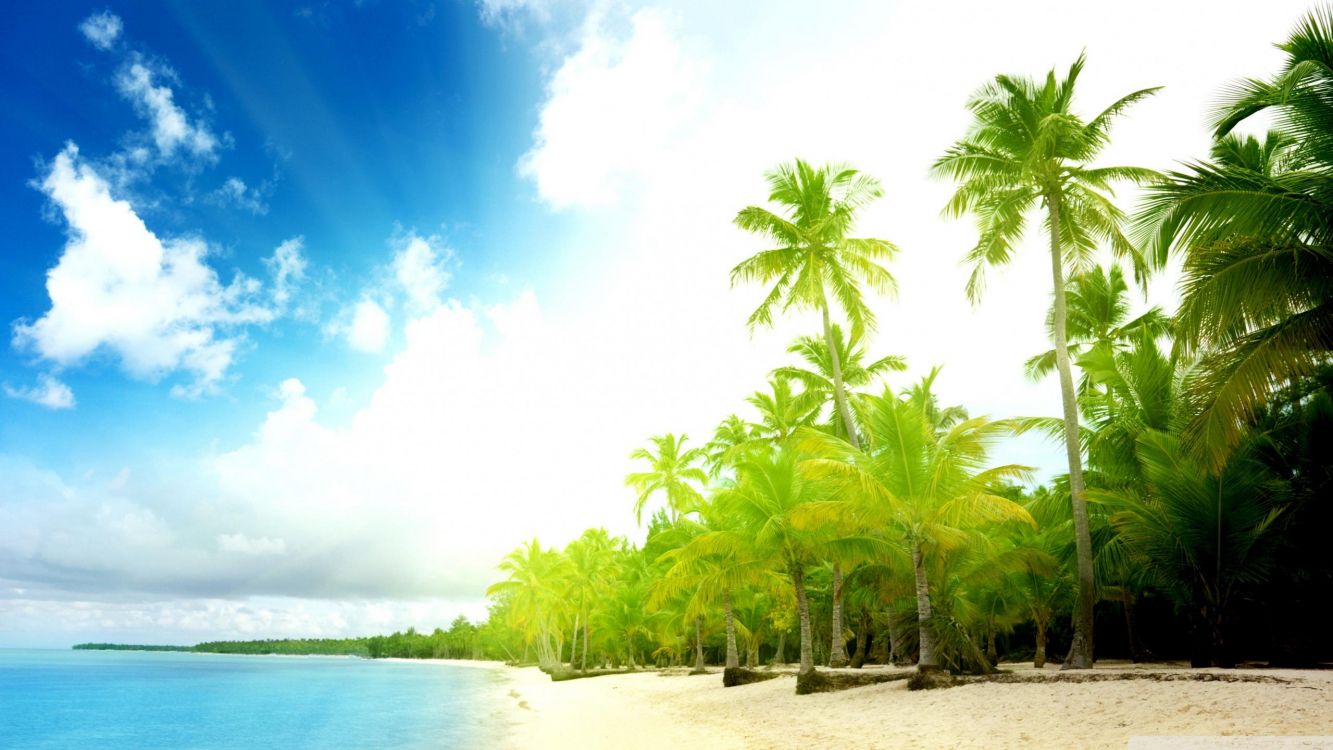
0, 649, 509, 749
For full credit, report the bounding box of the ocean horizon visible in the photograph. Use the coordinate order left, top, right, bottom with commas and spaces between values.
0, 649, 510, 749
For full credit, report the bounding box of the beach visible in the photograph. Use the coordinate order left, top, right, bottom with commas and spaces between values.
496, 663, 1333, 749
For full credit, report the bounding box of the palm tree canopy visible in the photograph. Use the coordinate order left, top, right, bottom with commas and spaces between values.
626, 433, 708, 523
799, 378, 1034, 550
1025, 264, 1171, 382
931, 54, 1160, 301
1133, 8, 1333, 465
731, 159, 899, 338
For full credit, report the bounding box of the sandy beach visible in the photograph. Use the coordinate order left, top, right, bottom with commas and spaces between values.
492, 663, 1333, 749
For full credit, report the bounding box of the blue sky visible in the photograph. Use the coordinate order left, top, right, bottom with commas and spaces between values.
0, 0, 1310, 646
1, 1, 557, 468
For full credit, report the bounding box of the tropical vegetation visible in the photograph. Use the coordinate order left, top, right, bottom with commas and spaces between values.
480, 6, 1333, 689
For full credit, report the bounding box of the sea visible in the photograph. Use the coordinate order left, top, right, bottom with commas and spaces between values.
0, 649, 510, 749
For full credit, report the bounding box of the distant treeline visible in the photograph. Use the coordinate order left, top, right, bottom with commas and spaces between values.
72, 616, 502, 661
72, 643, 194, 652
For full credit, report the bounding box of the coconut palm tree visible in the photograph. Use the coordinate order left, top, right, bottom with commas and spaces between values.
731, 159, 899, 454
800, 378, 1034, 673
746, 376, 820, 445
653, 495, 784, 675
626, 433, 708, 524
1093, 431, 1285, 667
565, 529, 619, 671
704, 415, 760, 479
1025, 264, 1170, 390
1136, 7, 1333, 464
715, 445, 837, 675
774, 325, 907, 439
932, 55, 1159, 668
486, 539, 571, 671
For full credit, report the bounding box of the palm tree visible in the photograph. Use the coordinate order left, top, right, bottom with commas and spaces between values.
486, 539, 570, 671
1136, 7, 1333, 464
731, 159, 899, 454
653, 495, 783, 675
625, 434, 708, 523
1025, 264, 1170, 390
746, 376, 820, 445
774, 325, 907, 440
1093, 431, 1285, 667
800, 378, 1033, 673
704, 415, 760, 479
932, 55, 1159, 668
715, 445, 836, 675
565, 529, 618, 671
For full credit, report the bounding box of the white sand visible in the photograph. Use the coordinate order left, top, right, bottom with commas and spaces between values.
494, 662, 1333, 749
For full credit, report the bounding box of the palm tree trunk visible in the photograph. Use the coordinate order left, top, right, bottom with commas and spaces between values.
829, 562, 849, 667
693, 616, 706, 672
747, 636, 759, 668
792, 565, 815, 675
850, 609, 869, 668
887, 611, 907, 666
582, 616, 590, 672
912, 543, 938, 671
570, 611, 580, 669
1122, 588, 1147, 662
821, 304, 862, 450
1047, 192, 1096, 670
723, 586, 739, 670
1034, 613, 1048, 668
773, 630, 786, 666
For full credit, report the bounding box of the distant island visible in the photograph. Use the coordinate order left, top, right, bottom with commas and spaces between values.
73, 617, 496, 661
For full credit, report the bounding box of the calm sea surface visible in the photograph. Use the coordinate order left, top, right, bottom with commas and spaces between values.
0, 649, 509, 749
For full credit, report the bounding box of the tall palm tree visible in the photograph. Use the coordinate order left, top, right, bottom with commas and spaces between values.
800, 378, 1033, 673
731, 159, 900, 454
932, 55, 1159, 668
1136, 8, 1333, 464
715, 445, 837, 675
565, 529, 618, 671
625, 433, 708, 523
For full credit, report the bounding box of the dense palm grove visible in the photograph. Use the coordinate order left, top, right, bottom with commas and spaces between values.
483, 8, 1333, 682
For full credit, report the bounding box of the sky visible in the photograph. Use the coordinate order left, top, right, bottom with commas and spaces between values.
0, 0, 1309, 647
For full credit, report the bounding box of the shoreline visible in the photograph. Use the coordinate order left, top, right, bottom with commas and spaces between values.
492, 662, 1333, 749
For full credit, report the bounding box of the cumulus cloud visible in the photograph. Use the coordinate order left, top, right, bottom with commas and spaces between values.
519, 7, 701, 209
79, 11, 122, 50
391, 233, 451, 312
116, 61, 218, 160
3, 374, 76, 410
11, 144, 273, 395
345, 299, 390, 352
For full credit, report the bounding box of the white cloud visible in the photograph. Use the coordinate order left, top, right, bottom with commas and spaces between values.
265, 237, 308, 308
519, 7, 701, 209
391, 232, 451, 312
79, 11, 122, 50
3, 374, 76, 410
217, 533, 287, 556
207, 177, 269, 214
12, 144, 273, 395
346, 299, 390, 353
116, 61, 218, 160
477, 0, 554, 27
